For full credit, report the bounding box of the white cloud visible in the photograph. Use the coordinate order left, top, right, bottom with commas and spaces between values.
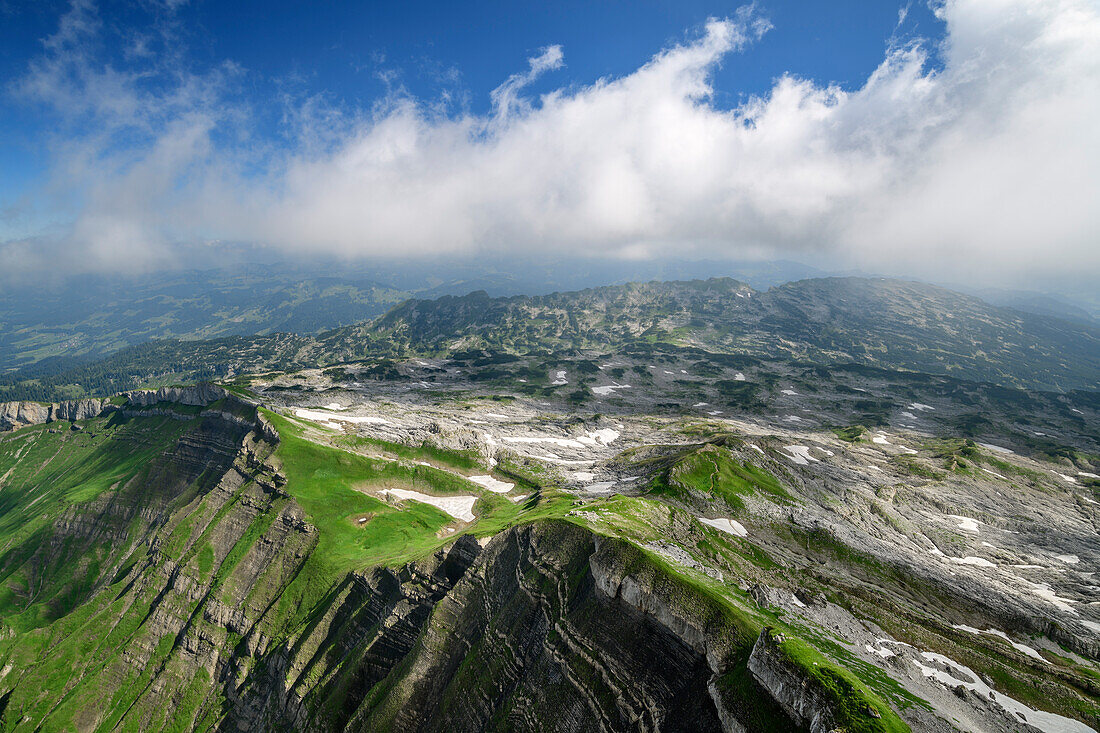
3, 0, 1099, 286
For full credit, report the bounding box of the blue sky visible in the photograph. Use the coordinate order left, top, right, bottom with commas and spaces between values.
0, 1, 940, 199
1, 0, 1097, 289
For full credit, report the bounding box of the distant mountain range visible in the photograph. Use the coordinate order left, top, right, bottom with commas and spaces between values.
6, 258, 1094, 375
3, 276, 1097, 402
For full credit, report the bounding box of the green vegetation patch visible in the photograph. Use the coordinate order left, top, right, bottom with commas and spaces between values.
651, 444, 792, 509
833, 425, 867, 443
772, 630, 910, 733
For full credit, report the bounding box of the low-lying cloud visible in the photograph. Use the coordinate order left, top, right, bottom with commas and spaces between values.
3, 0, 1099, 288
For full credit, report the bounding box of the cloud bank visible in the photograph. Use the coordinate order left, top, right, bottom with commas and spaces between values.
3, 0, 1099, 286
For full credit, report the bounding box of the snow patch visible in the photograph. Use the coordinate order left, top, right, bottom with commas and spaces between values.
914, 652, 1091, 732
294, 408, 391, 426
1022, 580, 1077, 613
951, 625, 1048, 663
866, 643, 896, 659
948, 515, 980, 533
949, 556, 997, 568
699, 517, 748, 537
380, 489, 477, 523
503, 428, 618, 450
782, 445, 817, 465
467, 475, 514, 493
591, 383, 631, 396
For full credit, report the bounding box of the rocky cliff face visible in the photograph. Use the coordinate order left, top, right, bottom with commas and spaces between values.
124, 382, 231, 407
0, 383, 239, 431
0, 397, 111, 430
746, 629, 841, 733
344, 522, 796, 733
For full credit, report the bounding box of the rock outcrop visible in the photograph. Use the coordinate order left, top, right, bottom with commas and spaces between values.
747, 628, 841, 733
124, 382, 230, 407
347, 522, 787, 732
0, 397, 112, 430
0, 383, 247, 431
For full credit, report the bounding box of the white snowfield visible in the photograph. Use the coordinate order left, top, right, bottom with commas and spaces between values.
783, 445, 817, 465
949, 556, 997, 568
1022, 580, 1077, 613
948, 515, 980, 534
912, 651, 1093, 733
467, 475, 514, 493
951, 625, 1047, 663
295, 408, 391, 426
380, 488, 477, 522
501, 428, 619, 450
699, 517, 748, 537
591, 383, 631, 396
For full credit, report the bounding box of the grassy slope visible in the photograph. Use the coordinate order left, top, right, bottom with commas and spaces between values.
0, 414, 190, 632
255, 410, 577, 645
0, 413, 205, 730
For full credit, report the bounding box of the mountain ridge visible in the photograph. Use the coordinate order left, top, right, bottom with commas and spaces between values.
1, 275, 1097, 402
